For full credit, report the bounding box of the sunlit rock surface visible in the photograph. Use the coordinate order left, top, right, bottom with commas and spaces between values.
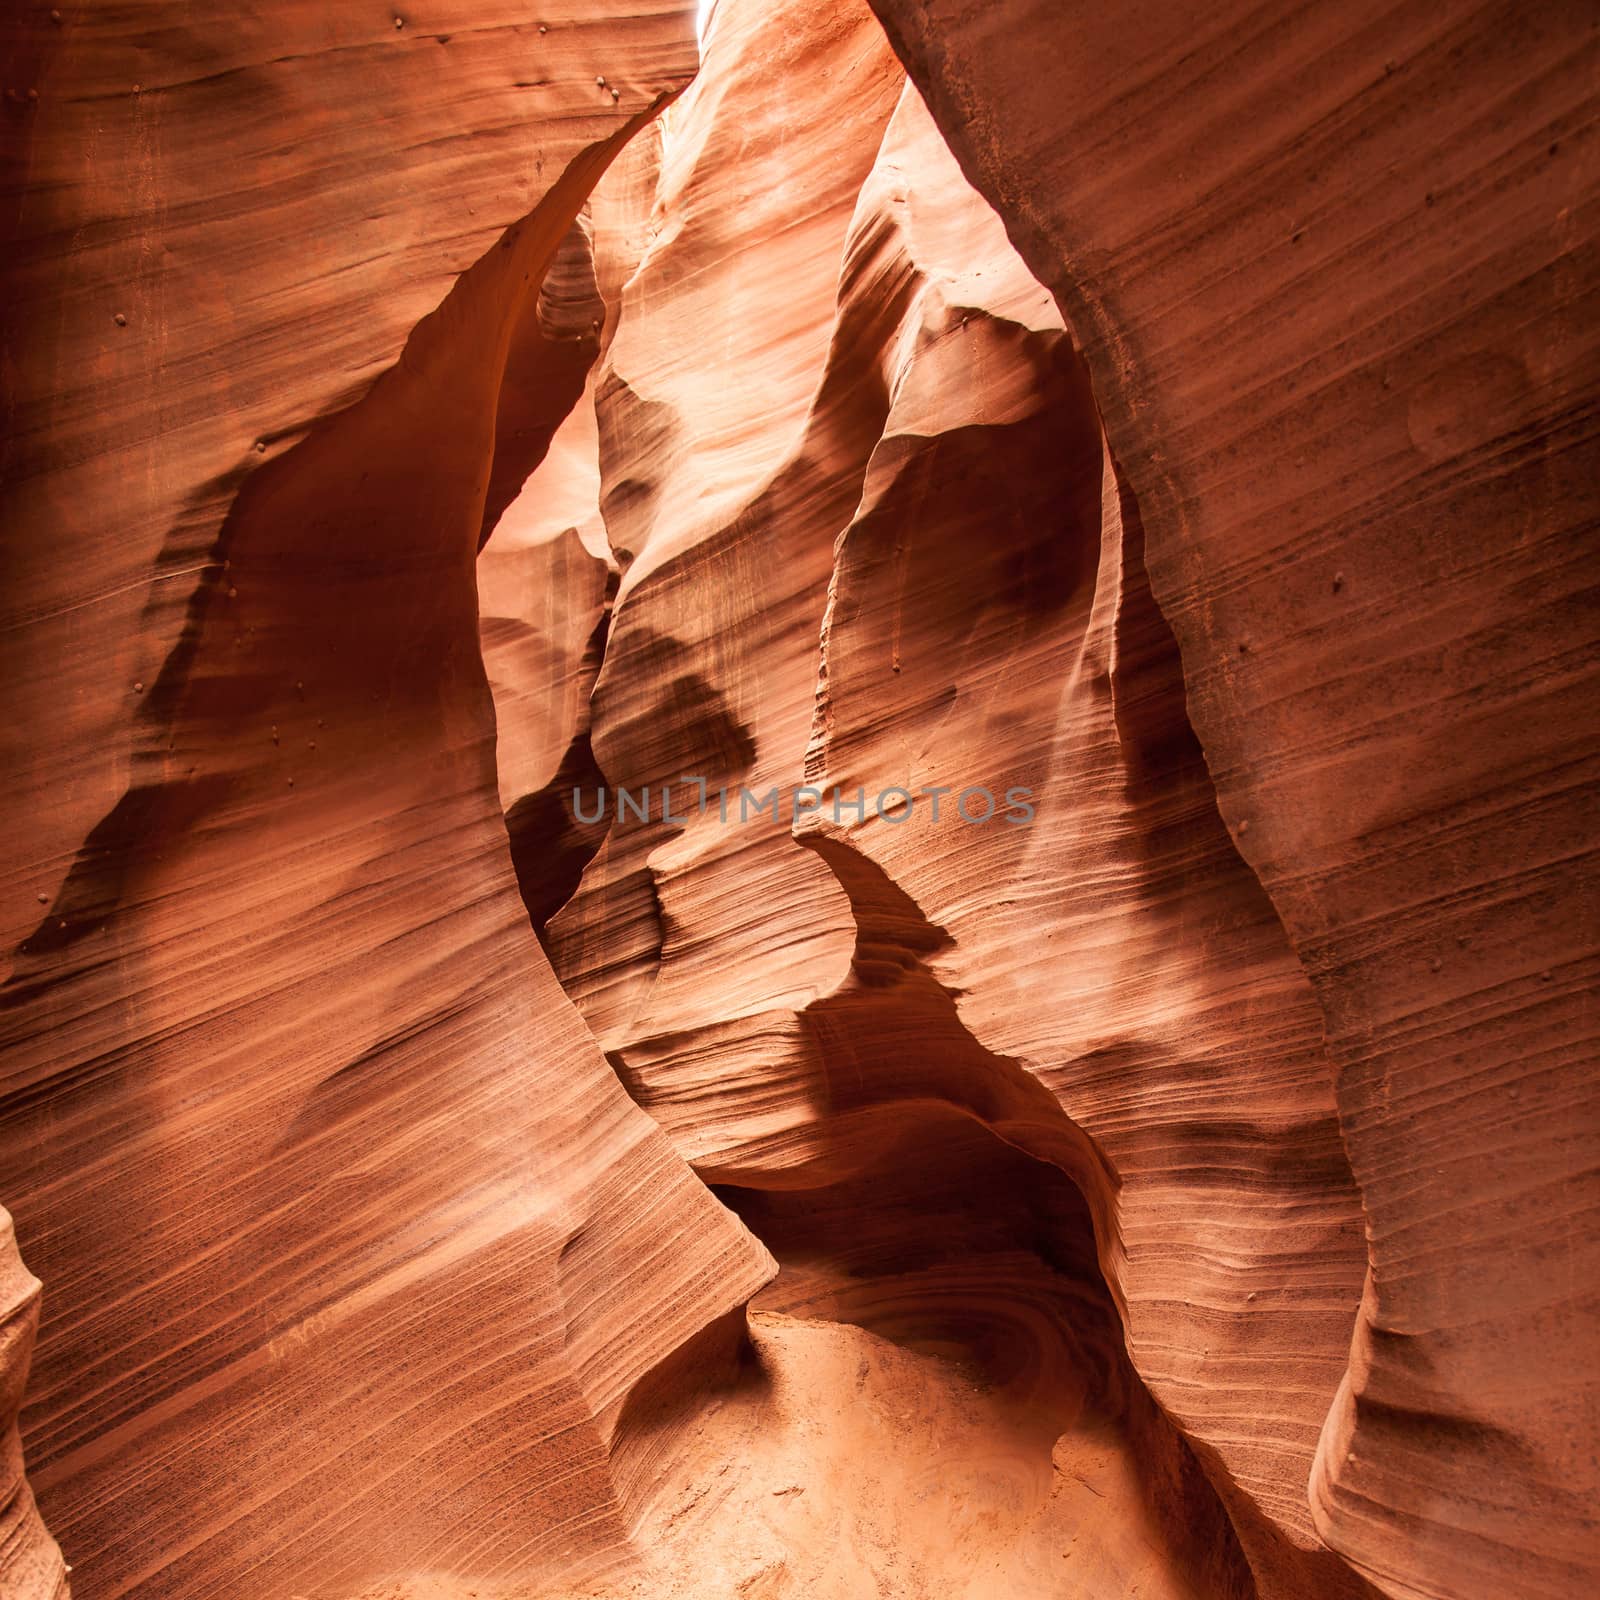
516, 8, 1375, 1589
865, 0, 1600, 1595
3, 0, 1594, 1596
0, 1210, 66, 1599
1, 5, 772, 1597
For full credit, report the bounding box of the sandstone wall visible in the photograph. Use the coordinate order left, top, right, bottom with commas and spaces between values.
1, 6, 772, 1596
866, 2, 1600, 1595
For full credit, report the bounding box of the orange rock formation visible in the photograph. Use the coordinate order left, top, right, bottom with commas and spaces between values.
2, 0, 1595, 1597
864, 1, 1600, 1594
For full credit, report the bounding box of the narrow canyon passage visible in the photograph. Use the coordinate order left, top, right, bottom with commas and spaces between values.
3, 1, 1594, 1599
469, 3, 1375, 1595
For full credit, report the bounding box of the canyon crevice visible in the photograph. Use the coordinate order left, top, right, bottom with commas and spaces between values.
2, 2, 1595, 1598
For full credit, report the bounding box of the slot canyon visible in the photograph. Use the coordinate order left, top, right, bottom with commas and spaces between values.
1, 1, 1596, 1597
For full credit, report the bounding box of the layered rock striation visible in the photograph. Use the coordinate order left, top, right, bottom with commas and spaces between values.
513, 6, 1381, 1590
3, 0, 1594, 1597
2, 5, 772, 1597
864, 1, 1600, 1595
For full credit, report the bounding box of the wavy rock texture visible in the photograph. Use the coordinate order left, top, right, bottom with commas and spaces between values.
479, 363, 617, 943
3, 0, 687, 953
0, 4, 776, 1597
4, 0, 1593, 1595
864, 1, 1600, 1597
544, 0, 906, 1084
789, 88, 1374, 1600
0, 1209, 66, 1599
516, 0, 1374, 1592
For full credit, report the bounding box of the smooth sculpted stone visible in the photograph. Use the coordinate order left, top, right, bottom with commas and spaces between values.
529, 5, 1375, 1592
0, 4, 774, 1596
2, 0, 698, 955
3, 0, 1592, 1595
0, 1209, 67, 1600
866, 1, 1600, 1595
